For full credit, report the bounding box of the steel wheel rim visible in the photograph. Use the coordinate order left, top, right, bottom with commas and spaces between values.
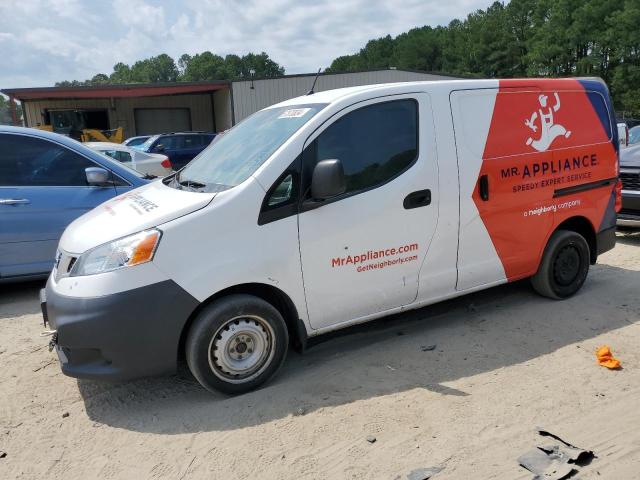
208, 315, 275, 384
553, 245, 581, 286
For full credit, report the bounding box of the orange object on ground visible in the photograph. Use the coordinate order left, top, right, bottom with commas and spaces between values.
596, 345, 621, 369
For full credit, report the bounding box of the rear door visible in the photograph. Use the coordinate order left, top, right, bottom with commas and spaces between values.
298, 94, 441, 330
0, 133, 117, 278
452, 82, 617, 289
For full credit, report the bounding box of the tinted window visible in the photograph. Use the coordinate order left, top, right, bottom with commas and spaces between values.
116, 151, 132, 163
157, 135, 183, 150
125, 137, 149, 147
201, 134, 215, 146
267, 174, 293, 207
101, 150, 131, 163
183, 135, 201, 148
308, 99, 418, 195
0, 134, 97, 186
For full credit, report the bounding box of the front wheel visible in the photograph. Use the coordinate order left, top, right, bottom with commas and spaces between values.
531, 229, 590, 299
186, 294, 289, 394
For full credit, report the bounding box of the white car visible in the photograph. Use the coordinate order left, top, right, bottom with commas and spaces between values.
86, 142, 173, 177
617, 122, 629, 149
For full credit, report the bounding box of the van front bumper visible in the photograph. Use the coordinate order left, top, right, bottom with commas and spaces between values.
42, 278, 199, 381
617, 190, 640, 227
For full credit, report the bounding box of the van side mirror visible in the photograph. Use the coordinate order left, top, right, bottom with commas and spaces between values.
310, 159, 346, 200
85, 167, 110, 186
154, 144, 165, 152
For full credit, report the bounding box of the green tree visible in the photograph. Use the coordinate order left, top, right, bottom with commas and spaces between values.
324, 0, 639, 115
109, 62, 133, 83
0, 95, 23, 125
394, 26, 443, 72
180, 51, 228, 81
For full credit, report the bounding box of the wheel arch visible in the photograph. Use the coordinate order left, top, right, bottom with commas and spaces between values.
178, 282, 306, 362
552, 216, 598, 264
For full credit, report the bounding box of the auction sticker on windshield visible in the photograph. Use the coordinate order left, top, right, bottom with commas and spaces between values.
278, 108, 311, 119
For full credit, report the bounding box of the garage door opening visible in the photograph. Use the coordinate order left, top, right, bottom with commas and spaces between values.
134, 108, 192, 135
46, 109, 109, 137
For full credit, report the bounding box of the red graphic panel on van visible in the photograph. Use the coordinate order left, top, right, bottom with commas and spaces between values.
474, 79, 618, 281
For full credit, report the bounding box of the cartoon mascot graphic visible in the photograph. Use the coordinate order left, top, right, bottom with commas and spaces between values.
524, 92, 571, 152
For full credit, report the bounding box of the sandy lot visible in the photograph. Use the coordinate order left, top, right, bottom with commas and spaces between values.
1, 232, 639, 480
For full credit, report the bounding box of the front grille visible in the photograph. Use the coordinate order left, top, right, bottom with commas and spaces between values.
620, 172, 640, 191
619, 208, 640, 217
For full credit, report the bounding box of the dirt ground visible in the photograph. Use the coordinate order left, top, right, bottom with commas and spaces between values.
1, 232, 639, 480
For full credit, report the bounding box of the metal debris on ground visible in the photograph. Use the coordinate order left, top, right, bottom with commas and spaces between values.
0, 451, 6, 459
518, 428, 595, 480
406, 466, 443, 480
421, 345, 437, 352
366, 436, 376, 444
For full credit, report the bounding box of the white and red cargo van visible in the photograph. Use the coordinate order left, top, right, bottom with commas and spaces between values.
42, 78, 620, 394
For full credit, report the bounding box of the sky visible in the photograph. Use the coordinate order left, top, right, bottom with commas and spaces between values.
0, 0, 494, 89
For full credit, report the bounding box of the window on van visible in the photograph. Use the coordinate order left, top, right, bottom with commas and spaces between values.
306, 99, 418, 195
267, 174, 294, 207
172, 104, 326, 193
0, 134, 97, 186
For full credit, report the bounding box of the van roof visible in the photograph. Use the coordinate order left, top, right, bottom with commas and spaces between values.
269, 77, 608, 109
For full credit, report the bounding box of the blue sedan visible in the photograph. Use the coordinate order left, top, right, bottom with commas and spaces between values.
0, 126, 150, 282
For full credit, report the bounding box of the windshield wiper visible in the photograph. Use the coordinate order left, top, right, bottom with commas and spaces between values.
179, 179, 207, 189
168, 171, 206, 190
143, 173, 157, 180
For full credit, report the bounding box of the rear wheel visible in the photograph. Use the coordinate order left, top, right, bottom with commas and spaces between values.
186, 294, 289, 394
531, 229, 590, 299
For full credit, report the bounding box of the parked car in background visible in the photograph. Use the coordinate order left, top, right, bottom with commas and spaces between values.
617, 122, 629, 149
629, 125, 640, 146
86, 142, 173, 177
0, 126, 149, 282
122, 135, 151, 147
132, 132, 216, 170
618, 143, 640, 228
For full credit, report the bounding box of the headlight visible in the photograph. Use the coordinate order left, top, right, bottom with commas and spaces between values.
70, 229, 162, 277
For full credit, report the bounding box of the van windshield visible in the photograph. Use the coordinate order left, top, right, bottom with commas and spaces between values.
170, 104, 326, 192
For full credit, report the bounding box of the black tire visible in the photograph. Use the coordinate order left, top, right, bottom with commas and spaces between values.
531, 229, 590, 299
186, 294, 289, 395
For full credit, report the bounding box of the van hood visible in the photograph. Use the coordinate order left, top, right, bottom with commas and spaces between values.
59, 180, 215, 254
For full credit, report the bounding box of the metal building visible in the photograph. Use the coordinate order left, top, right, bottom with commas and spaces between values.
1, 69, 456, 138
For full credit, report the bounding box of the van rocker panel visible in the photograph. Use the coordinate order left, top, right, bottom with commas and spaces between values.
45, 278, 199, 380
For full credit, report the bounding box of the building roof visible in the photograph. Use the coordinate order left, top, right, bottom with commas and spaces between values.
2, 69, 460, 101
231, 67, 462, 83
1, 80, 230, 101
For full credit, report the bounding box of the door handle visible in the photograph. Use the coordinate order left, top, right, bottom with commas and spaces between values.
403, 189, 431, 209
0, 198, 30, 205
479, 175, 489, 201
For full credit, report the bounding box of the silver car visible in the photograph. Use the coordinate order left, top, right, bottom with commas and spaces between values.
619, 143, 640, 227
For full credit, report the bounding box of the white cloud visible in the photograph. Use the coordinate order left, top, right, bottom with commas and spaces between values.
0, 0, 495, 88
